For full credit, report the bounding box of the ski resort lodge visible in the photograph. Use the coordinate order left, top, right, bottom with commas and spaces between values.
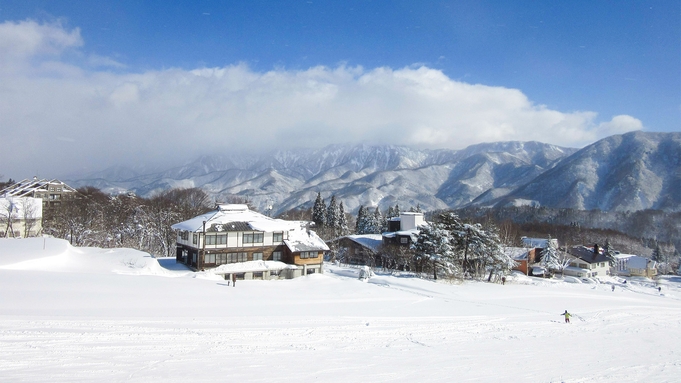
171, 204, 329, 279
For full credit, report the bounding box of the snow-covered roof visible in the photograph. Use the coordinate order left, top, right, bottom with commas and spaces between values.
503, 247, 529, 260
284, 229, 329, 252
618, 255, 656, 270
211, 260, 298, 274
382, 228, 420, 242
0, 178, 77, 197
344, 234, 383, 252
563, 266, 589, 273
171, 204, 305, 233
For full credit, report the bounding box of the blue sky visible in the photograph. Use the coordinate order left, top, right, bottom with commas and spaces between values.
0, 1, 679, 177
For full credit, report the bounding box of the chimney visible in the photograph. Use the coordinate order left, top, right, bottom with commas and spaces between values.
593, 244, 599, 260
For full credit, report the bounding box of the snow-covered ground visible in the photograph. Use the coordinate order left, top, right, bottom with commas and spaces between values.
1, 238, 680, 382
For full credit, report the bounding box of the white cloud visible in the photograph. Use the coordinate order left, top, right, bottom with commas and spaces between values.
0, 19, 82, 66
0, 20, 644, 178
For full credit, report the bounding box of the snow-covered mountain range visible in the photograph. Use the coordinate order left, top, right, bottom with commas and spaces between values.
65, 131, 681, 214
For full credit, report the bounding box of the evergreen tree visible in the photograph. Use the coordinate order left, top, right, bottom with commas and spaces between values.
371, 206, 384, 234
387, 206, 396, 220
326, 195, 340, 230
540, 235, 560, 272
338, 201, 349, 235
394, 204, 400, 217
412, 221, 457, 279
603, 239, 617, 266
652, 244, 664, 263
312, 192, 326, 228
355, 205, 366, 234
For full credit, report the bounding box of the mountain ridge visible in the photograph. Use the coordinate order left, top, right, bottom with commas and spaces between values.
64, 132, 681, 214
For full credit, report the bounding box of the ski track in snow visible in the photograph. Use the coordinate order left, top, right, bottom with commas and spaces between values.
1, 238, 680, 382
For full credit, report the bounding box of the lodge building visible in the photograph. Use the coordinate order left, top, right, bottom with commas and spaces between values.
172, 204, 328, 280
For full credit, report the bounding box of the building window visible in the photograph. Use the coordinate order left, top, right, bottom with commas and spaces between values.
226, 252, 247, 263
307, 268, 316, 275
204, 253, 216, 264
272, 251, 282, 261
216, 253, 226, 265
273, 232, 283, 242
216, 234, 227, 245
205, 234, 227, 245
180, 231, 189, 240
192, 234, 197, 245
400, 237, 409, 244
300, 251, 319, 259
252, 252, 263, 261
243, 232, 264, 244
270, 269, 280, 276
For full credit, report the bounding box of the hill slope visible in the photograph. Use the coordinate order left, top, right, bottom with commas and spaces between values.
494, 131, 681, 212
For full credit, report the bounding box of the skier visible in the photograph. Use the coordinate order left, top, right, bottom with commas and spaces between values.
562, 310, 572, 323
501, 276, 506, 285
232, 273, 236, 287
612, 285, 615, 292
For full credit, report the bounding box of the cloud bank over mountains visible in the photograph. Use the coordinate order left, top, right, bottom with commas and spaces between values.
0, 20, 642, 178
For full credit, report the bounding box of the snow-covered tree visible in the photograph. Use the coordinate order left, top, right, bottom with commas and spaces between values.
326, 195, 340, 230
603, 239, 618, 266
371, 207, 384, 234
355, 205, 366, 234
540, 235, 560, 273
0, 198, 18, 237
412, 222, 458, 279
386, 206, 396, 220
338, 201, 349, 235
312, 192, 326, 228
652, 244, 664, 263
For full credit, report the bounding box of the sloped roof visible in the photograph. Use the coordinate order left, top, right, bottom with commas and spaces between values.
284, 228, 329, 253
569, 246, 610, 264
344, 234, 383, 253
172, 204, 303, 233
1, 178, 78, 197
503, 247, 529, 260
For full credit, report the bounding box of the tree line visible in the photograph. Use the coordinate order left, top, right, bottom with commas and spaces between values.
42, 187, 212, 257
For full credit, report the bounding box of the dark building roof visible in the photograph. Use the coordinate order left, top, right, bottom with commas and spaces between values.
569, 246, 610, 264
207, 221, 252, 232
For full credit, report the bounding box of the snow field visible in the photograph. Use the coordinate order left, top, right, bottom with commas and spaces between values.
1, 238, 680, 382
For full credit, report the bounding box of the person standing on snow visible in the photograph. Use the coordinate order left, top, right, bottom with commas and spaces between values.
562, 310, 572, 323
